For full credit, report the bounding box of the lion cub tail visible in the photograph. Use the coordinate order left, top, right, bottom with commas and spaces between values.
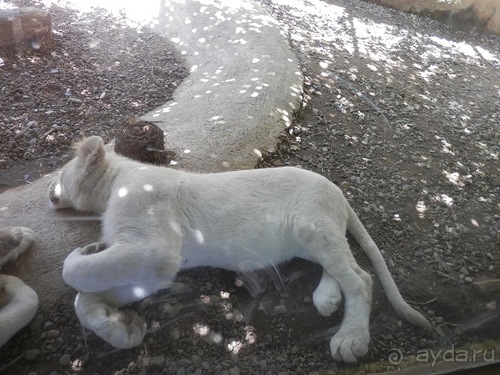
346, 205, 432, 331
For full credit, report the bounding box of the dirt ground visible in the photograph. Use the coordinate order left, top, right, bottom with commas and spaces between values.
1, 0, 500, 374
0, 0, 187, 192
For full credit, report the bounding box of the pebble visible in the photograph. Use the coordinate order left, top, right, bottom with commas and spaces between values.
59, 353, 72, 367
274, 305, 287, 314
150, 355, 165, 366
25, 349, 41, 362
47, 329, 60, 338
260, 359, 267, 369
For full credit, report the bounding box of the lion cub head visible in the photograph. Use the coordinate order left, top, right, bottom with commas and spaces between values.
48, 136, 108, 213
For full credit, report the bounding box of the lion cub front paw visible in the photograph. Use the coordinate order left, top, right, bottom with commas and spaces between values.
75, 293, 147, 348
330, 327, 370, 363
79, 242, 107, 255
103, 309, 147, 349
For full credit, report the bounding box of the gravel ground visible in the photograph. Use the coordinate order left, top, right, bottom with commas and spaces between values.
0, 0, 188, 192
2, 0, 500, 374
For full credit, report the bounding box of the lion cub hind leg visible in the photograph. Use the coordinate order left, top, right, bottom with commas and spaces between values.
300, 223, 373, 363
313, 270, 342, 316
75, 292, 147, 349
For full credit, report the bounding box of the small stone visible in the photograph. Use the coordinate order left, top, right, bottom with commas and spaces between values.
25, 349, 41, 362
274, 305, 287, 314
59, 353, 71, 367
30, 315, 44, 330
169, 303, 183, 317
179, 358, 192, 366
150, 355, 165, 366
47, 329, 60, 338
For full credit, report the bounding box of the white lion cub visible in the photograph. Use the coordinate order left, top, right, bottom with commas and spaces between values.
48, 136, 430, 363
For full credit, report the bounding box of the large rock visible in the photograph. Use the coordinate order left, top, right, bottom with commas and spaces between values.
363, 0, 500, 36
0, 7, 52, 48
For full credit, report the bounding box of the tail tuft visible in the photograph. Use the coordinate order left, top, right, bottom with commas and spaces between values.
398, 305, 432, 331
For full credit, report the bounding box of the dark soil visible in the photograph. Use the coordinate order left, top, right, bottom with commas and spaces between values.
0, 0, 188, 193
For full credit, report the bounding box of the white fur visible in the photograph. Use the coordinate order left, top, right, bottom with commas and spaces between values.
0, 275, 39, 347
0, 227, 38, 347
49, 136, 430, 363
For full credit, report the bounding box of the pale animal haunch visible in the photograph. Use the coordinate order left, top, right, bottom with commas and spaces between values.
48, 136, 430, 363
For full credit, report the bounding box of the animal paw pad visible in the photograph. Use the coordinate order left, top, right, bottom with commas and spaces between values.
80, 242, 107, 255
330, 329, 370, 363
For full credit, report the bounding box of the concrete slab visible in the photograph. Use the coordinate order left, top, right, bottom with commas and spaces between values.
144, 0, 303, 172
0, 0, 303, 307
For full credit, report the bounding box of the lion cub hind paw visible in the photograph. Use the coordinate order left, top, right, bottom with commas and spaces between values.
330, 329, 370, 363
79, 242, 107, 255
313, 290, 342, 317
95, 309, 147, 349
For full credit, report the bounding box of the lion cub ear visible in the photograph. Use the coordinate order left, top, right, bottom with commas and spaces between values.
75, 136, 106, 175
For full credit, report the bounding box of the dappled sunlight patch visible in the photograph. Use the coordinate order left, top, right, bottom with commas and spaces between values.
54, 182, 62, 197
192, 322, 210, 336
415, 200, 428, 219
133, 286, 148, 299
193, 230, 205, 244
118, 187, 128, 197
435, 194, 454, 207
442, 170, 470, 187
253, 149, 263, 158
435, 135, 455, 155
